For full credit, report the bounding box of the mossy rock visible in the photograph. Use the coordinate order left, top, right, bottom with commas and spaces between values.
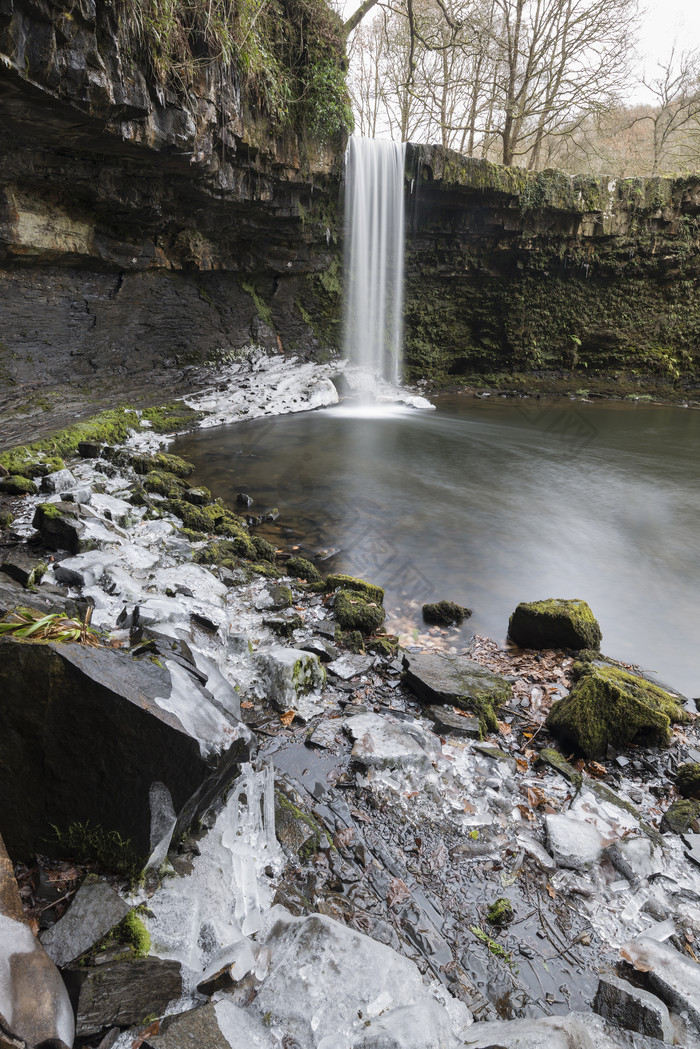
661, 798, 700, 835
546, 663, 690, 759
422, 600, 472, 625
194, 535, 257, 565
0, 475, 38, 496
0, 453, 64, 479
675, 763, 700, 800
162, 499, 249, 540
0, 510, 14, 529
509, 598, 602, 650
130, 452, 195, 478
326, 574, 384, 605
334, 589, 385, 634
269, 585, 293, 610
366, 634, 399, 657
486, 897, 514, 925
142, 470, 188, 499
252, 536, 278, 563
285, 556, 322, 584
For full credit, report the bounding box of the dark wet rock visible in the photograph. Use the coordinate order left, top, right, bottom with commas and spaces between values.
263, 614, 303, 638
0, 476, 37, 496
508, 598, 602, 650
535, 747, 583, 787
424, 705, 481, 738
546, 663, 690, 759
40, 878, 130, 969
0, 547, 47, 588
0, 570, 74, 618
326, 573, 385, 605
594, 973, 673, 1042
422, 600, 472, 625
621, 937, 700, 1033
143, 999, 278, 1049
402, 650, 511, 733
675, 763, 700, 799
64, 958, 182, 1038
661, 798, 700, 834
0, 637, 250, 861
184, 486, 211, 505
0, 834, 75, 1049
236, 492, 254, 506
285, 556, 323, 584
333, 589, 385, 634
78, 441, 105, 458
299, 637, 335, 662
267, 584, 293, 610
32, 500, 96, 554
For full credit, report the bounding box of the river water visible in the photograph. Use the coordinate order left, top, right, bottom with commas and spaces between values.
174, 395, 700, 699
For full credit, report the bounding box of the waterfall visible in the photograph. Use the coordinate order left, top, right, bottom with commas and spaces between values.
343, 135, 406, 388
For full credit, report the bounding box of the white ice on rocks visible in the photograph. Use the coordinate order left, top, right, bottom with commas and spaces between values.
252, 911, 469, 1049
152, 660, 240, 759
621, 936, 700, 1031
0, 914, 75, 1047
154, 563, 228, 605
255, 647, 326, 713
53, 549, 121, 588
545, 813, 605, 871
143, 763, 280, 990
344, 713, 436, 772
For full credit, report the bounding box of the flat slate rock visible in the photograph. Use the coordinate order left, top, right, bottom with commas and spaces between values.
40, 879, 130, 969
401, 651, 511, 710
424, 705, 481, 738
621, 937, 700, 1032
465, 1010, 668, 1048
144, 1000, 278, 1049
593, 973, 673, 1043
64, 958, 182, 1037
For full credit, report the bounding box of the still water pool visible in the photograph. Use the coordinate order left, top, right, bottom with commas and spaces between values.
174, 395, 700, 698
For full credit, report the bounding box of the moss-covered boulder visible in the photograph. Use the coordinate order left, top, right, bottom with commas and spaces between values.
130, 452, 195, 478
194, 535, 257, 567
661, 798, 700, 835
0, 475, 38, 496
252, 536, 278, 563
326, 574, 384, 606
334, 589, 385, 635
422, 600, 472, 625
0, 510, 14, 530
675, 763, 700, 800
162, 499, 250, 540
509, 598, 601, 650
546, 663, 690, 759
285, 556, 323, 584
142, 470, 189, 499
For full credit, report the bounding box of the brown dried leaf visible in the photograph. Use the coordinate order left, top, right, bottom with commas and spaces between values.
428, 843, 448, 870
334, 828, 355, 849
387, 877, 411, 908
546, 884, 556, 899
280, 710, 295, 726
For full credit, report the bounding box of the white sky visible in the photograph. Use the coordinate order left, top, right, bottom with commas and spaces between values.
634, 2, 700, 100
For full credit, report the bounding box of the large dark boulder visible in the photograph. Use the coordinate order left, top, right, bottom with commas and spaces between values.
0, 637, 251, 862
508, 598, 602, 650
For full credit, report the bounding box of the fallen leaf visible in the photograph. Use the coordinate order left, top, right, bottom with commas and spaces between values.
241, 701, 254, 709
132, 1021, 159, 1049
280, 710, 295, 726
547, 884, 556, 899
334, 828, 355, 848
428, 843, 448, 870
387, 877, 411, 908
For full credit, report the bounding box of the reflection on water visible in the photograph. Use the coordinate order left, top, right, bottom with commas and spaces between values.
173, 396, 700, 698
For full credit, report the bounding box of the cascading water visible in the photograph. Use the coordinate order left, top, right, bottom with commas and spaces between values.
343, 135, 406, 389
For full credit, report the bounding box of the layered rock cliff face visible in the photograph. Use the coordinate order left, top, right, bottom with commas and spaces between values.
403, 145, 700, 396
0, 0, 343, 444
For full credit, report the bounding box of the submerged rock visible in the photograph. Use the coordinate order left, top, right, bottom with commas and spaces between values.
421, 600, 472, 625
508, 598, 602, 650
0, 834, 74, 1049
401, 650, 510, 733
546, 663, 690, 758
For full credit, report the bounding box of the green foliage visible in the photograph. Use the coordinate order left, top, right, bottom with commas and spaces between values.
117, 0, 353, 142
52, 821, 141, 882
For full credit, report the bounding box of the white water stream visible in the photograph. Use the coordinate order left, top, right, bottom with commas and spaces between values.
343, 136, 406, 388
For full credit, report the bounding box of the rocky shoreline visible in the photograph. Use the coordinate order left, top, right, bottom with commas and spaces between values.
1, 347, 700, 1049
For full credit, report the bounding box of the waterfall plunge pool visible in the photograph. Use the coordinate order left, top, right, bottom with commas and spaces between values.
173, 395, 700, 699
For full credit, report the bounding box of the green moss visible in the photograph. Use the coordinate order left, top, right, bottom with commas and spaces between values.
142, 470, 188, 499
422, 601, 472, 625
270, 585, 293, 609
0, 403, 202, 477
486, 897, 514, 925
163, 500, 251, 542
661, 798, 700, 835
252, 536, 278, 563
547, 663, 690, 758
285, 556, 323, 584
535, 747, 582, 788
130, 452, 195, 478
241, 280, 275, 330
675, 763, 700, 800
0, 475, 37, 495
119, 909, 151, 958
326, 574, 384, 605
0, 510, 14, 529
275, 790, 333, 860
36, 501, 63, 521
248, 562, 282, 579
366, 634, 399, 657
333, 589, 385, 635
509, 598, 602, 650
